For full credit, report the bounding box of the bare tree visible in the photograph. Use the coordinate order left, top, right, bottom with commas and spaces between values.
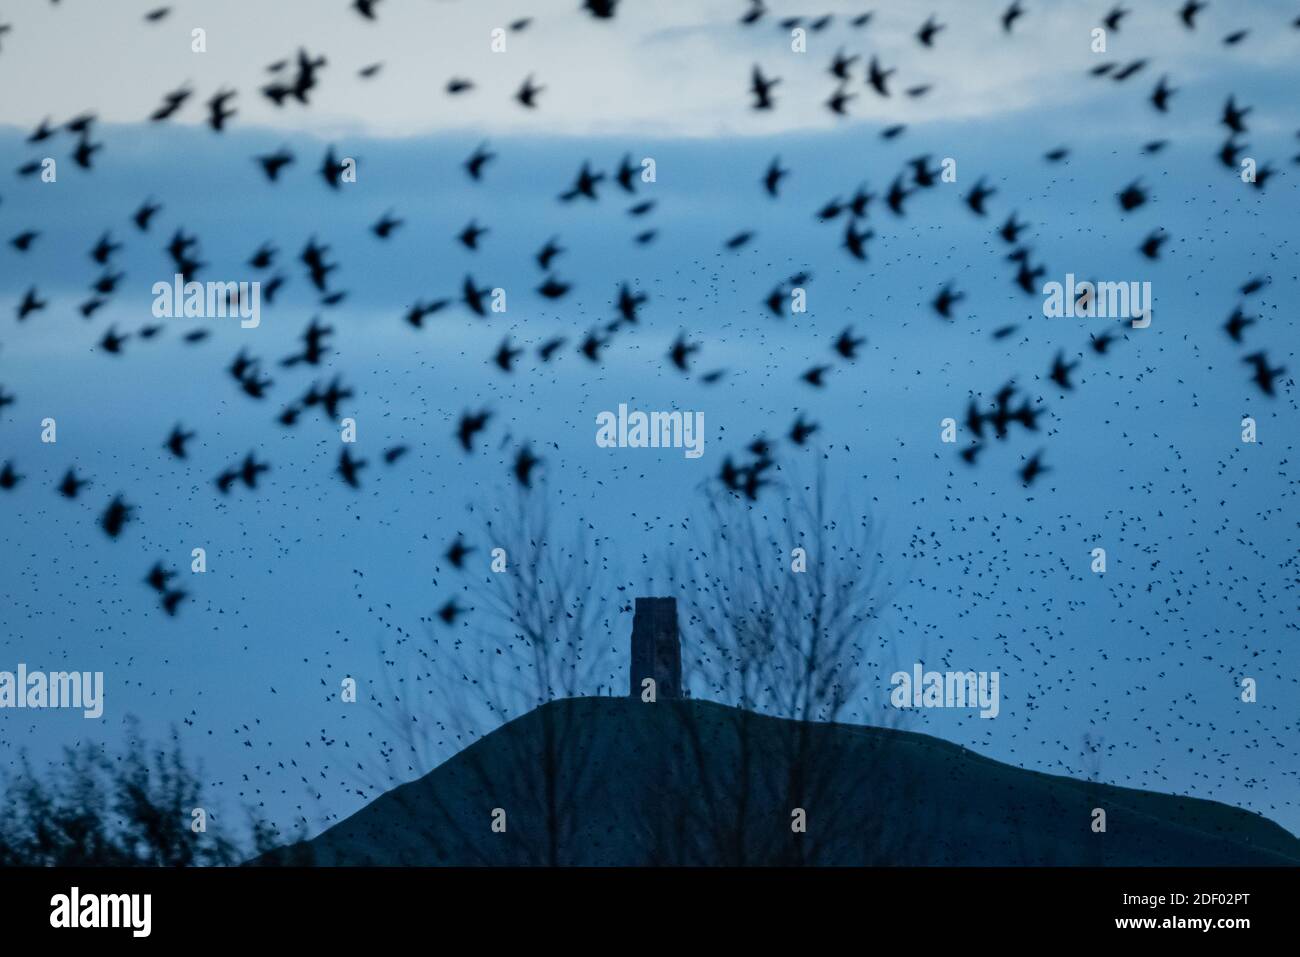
0, 718, 294, 866
357, 487, 621, 865
641, 467, 909, 864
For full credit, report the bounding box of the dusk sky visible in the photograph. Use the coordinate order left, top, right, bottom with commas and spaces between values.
0, 0, 1296, 844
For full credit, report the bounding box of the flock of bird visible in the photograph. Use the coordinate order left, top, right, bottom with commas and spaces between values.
0, 2, 1294, 618
0, 0, 1294, 845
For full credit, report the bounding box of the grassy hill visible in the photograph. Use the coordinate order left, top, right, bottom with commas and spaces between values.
259, 697, 1300, 866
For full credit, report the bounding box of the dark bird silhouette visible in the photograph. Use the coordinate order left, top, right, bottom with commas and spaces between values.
999, 213, 1029, 243
300, 238, 337, 291
537, 276, 571, 300
1139, 230, 1168, 260
740, 0, 765, 26
669, 334, 700, 372
72, 135, 103, 169
866, 56, 894, 96
1103, 5, 1129, 31
1223, 307, 1255, 343
1222, 96, 1251, 134
515, 74, 545, 109
1179, 0, 1206, 29
150, 84, 192, 122
1002, 1, 1025, 32
458, 220, 488, 250
535, 236, 564, 270
133, 199, 162, 232
1018, 451, 1049, 487
1090, 330, 1118, 355
99, 327, 129, 355
512, 445, 540, 488
538, 337, 567, 362
1218, 137, 1245, 169
789, 415, 819, 445
445, 537, 473, 569
833, 327, 864, 360
1151, 75, 1176, 112
615, 283, 647, 324
910, 155, 940, 188
165, 424, 195, 459
28, 117, 56, 142
403, 299, 449, 329
256, 148, 295, 181
281, 317, 333, 367
560, 162, 604, 202
207, 89, 237, 131
886, 175, 912, 216
57, 468, 89, 499
493, 337, 523, 372
464, 142, 496, 181
1117, 180, 1147, 211
337, 448, 367, 488
145, 562, 176, 593
1049, 351, 1078, 390
826, 85, 857, 115
456, 410, 491, 452
579, 329, 609, 363
371, 211, 403, 239
801, 365, 830, 388
217, 453, 269, 493
916, 16, 945, 47
750, 65, 780, 110
615, 154, 639, 193
319, 147, 347, 189
461, 276, 491, 316
763, 156, 788, 197
828, 48, 859, 80
437, 599, 465, 626
66, 113, 97, 135
843, 222, 874, 260
248, 242, 276, 270
847, 184, 874, 217
1112, 59, 1147, 81
100, 496, 132, 538
965, 179, 996, 215
1243, 352, 1284, 396
161, 590, 188, 617
583, 0, 617, 18
932, 284, 966, 319
89, 232, 121, 265
17, 287, 46, 321
0, 461, 23, 490
383, 446, 408, 465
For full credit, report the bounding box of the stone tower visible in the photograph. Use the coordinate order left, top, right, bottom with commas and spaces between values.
629, 597, 681, 699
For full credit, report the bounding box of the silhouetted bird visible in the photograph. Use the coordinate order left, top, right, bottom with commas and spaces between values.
456, 410, 491, 452
1223, 308, 1255, 343
100, 496, 132, 537
750, 65, 780, 110
0, 461, 23, 490
57, 468, 89, 499
513, 445, 540, 488
337, 448, 367, 488
1018, 451, 1049, 487
1243, 352, 1284, 396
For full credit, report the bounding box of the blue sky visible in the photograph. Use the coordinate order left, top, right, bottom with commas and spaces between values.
0, 0, 1297, 843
